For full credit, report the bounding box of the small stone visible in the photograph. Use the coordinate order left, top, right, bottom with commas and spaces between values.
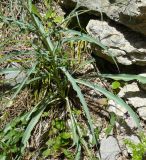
137, 107, 146, 120
108, 100, 127, 117
138, 73, 146, 91
118, 82, 140, 98
100, 136, 121, 160
116, 82, 146, 122
127, 97, 146, 108
116, 135, 129, 158
125, 116, 137, 129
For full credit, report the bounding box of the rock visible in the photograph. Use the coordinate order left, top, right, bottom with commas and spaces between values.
5, 62, 26, 86
138, 73, 146, 91
125, 116, 137, 129
118, 82, 146, 107
118, 82, 140, 97
116, 135, 129, 158
86, 20, 146, 66
137, 107, 146, 120
127, 97, 146, 108
108, 82, 146, 123
108, 99, 127, 117
108, 100, 138, 129
118, 82, 146, 121
60, 0, 146, 36
100, 136, 121, 160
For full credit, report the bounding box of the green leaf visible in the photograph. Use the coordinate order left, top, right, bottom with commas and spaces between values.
76, 79, 140, 128
45, 10, 53, 19
0, 50, 35, 64
43, 148, 52, 157
65, 97, 80, 151
105, 125, 113, 135
111, 81, 121, 89
63, 149, 74, 159
0, 22, 4, 29
105, 113, 116, 135
61, 132, 71, 139
53, 119, 65, 130
31, 4, 42, 20
21, 105, 46, 153
46, 139, 54, 147
0, 155, 6, 160
61, 67, 98, 147
21, 98, 60, 153
54, 16, 63, 23
28, 0, 32, 12
75, 145, 81, 160
31, 14, 54, 52
110, 112, 116, 126
100, 74, 146, 84
62, 30, 106, 49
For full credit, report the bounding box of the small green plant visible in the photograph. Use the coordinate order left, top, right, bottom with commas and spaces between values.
42, 118, 73, 158
125, 132, 146, 160
0, 113, 28, 159
105, 112, 116, 135
111, 81, 121, 90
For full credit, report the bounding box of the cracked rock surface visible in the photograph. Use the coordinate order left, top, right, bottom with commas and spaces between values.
60, 0, 146, 36
86, 20, 146, 65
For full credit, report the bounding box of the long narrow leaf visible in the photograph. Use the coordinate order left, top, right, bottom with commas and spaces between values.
61, 67, 98, 146
65, 97, 81, 160
21, 98, 60, 152
76, 79, 140, 128
100, 74, 146, 84
21, 105, 45, 153
66, 97, 79, 145
31, 4, 42, 20
31, 14, 54, 52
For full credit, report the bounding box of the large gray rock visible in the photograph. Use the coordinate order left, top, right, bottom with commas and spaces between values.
60, 0, 146, 35
86, 20, 146, 65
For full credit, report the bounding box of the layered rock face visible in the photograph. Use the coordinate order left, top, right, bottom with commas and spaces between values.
60, 0, 146, 35
60, 0, 146, 66
86, 20, 146, 65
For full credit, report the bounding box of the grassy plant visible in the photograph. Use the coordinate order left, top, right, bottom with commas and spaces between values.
0, 0, 141, 159
125, 132, 146, 160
